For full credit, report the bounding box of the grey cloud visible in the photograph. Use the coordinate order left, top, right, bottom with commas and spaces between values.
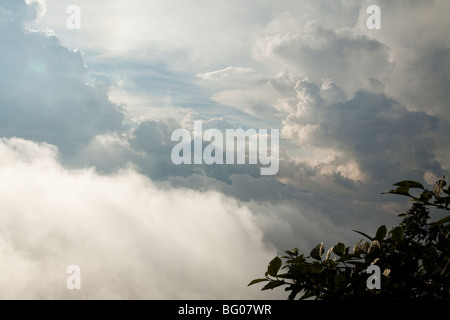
354, 0, 450, 118
164, 171, 397, 254
258, 23, 392, 96
332, 171, 362, 191
74, 116, 265, 182
131, 118, 265, 182
1, 0, 448, 301
282, 78, 444, 187
400, 46, 450, 117
0, 1, 124, 155
0, 0, 46, 25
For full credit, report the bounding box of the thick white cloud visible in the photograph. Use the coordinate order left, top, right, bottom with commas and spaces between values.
0, 137, 279, 299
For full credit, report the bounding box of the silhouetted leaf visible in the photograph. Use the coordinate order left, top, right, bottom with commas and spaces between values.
267, 257, 282, 277
310, 242, 324, 260
390, 226, 404, 242
382, 186, 411, 197
333, 242, 346, 256
247, 278, 269, 286
419, 191, 433, 202
375, 225, 387, 241
352, 230, 373, 241
393, 181, 425, 189
285, 248, 298, 256
262, 281, 285, 291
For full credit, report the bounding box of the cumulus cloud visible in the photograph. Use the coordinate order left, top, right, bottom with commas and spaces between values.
355, 0, 450, 118
0, 137, 279, 299
0, 0, 124, 156
257, 21, 392, 97
281, 77, 443, 187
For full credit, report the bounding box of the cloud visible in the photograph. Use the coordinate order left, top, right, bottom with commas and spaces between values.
257, 21, 392, 96
0, 0, 46, 25
165, 171, 395, 254
197, 67, 256, 81
0, 1, 124, 155
354, 1, 450, 116
281, 77, 443, 187
2, 0, 449, 300
0, 137, 279, 299
36, 0, 275, 70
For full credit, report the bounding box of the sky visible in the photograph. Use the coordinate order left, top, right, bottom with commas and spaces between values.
0, 0, 449, 299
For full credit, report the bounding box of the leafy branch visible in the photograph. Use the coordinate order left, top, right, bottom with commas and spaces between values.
249, 177, 450, 300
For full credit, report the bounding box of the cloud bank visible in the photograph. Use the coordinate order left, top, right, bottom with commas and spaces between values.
0, 137, 279, 299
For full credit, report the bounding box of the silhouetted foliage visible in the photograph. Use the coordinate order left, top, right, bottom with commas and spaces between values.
249, 177, 450, 299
